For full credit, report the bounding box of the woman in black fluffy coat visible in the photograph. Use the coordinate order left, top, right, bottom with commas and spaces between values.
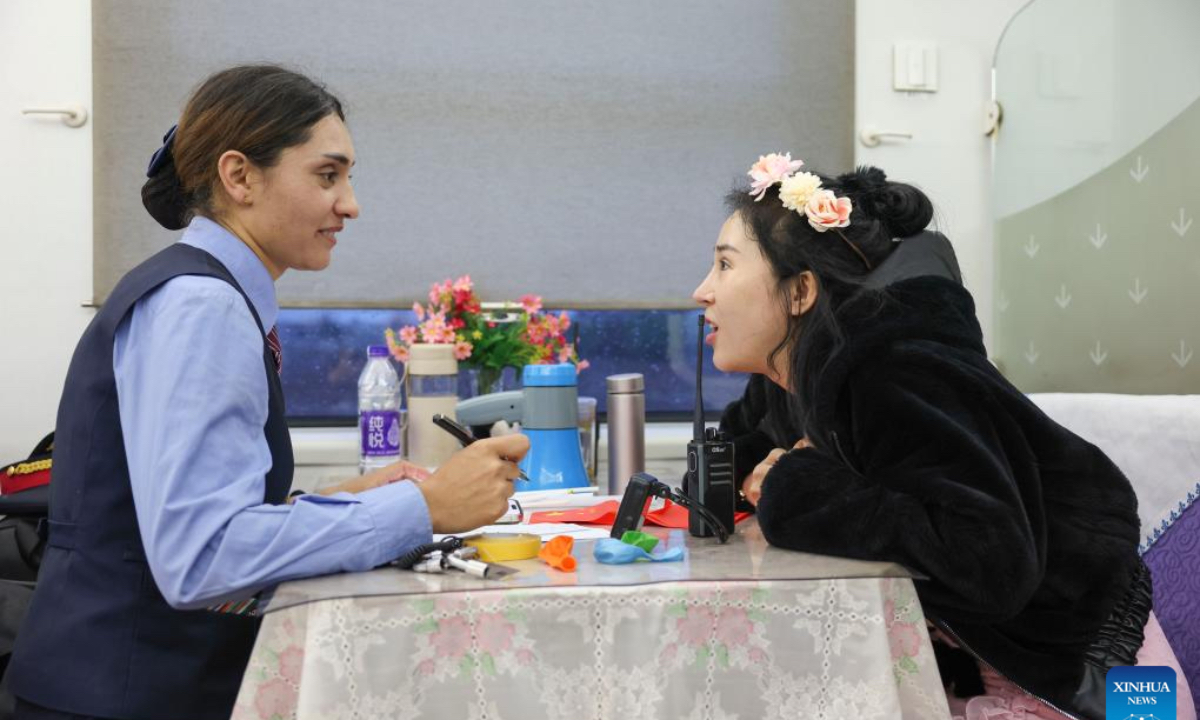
692, 155, 1188, 719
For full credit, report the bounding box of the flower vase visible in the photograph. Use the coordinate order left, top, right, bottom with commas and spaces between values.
461, 366, 521, 398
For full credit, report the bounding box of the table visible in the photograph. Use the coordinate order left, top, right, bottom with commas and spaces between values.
232, 519, 951, 720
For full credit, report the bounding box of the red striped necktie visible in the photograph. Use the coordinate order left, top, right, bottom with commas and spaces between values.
266, 326, 283, 374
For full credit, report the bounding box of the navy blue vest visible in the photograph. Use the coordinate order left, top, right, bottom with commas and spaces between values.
8, 244, 293, 720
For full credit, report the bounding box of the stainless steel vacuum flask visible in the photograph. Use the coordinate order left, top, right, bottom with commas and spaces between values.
605, 373, 645, 495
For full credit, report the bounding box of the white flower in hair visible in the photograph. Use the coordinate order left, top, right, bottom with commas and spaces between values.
778, 172, 822, 213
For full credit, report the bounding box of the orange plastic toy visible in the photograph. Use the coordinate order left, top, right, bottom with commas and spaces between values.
538, 535, 577, 572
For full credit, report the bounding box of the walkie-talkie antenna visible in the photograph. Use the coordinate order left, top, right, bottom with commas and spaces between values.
694, 314, 705, 442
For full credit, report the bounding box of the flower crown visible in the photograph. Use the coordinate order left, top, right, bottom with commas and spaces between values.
746, 152, 870, 269
748, 152, 852, 232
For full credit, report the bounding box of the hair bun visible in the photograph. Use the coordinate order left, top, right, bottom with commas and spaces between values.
838, 165, 931, 239
141, 166, 190, 231
835, 166, 889, 195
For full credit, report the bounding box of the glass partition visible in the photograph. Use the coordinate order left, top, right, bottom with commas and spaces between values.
992, 0, 1200, 391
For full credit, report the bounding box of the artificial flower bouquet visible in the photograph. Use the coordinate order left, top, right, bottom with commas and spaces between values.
385, 276, 588, 392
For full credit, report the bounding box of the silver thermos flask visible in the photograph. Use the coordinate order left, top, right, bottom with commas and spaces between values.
606, 373, 645, 495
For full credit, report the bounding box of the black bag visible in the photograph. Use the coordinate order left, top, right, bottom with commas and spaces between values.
0, 433, 52, 582
0, 432, 53, 716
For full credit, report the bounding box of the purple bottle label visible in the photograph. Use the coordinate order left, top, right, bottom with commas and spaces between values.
360, 410, 401, 457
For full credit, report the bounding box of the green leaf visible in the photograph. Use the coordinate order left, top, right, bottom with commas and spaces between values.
665, 604, 688, 618
459, 655, 476, 675
716, 645, 730, 668
899, 655, 918, 674
481, 653, 496, 676
414, 599, 435, 614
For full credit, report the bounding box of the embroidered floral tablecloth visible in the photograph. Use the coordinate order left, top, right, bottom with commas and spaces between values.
233, 577, 949, 720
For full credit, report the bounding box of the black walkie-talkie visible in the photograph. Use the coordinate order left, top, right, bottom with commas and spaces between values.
686, 314, 736, 538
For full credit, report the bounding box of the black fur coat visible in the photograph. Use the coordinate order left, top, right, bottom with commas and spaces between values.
721, 276, 1142, 712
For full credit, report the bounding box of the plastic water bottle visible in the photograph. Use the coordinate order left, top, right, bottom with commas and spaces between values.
358, 345, 403, 474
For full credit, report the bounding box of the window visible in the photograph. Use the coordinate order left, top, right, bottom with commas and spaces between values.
278, 308, 749, 423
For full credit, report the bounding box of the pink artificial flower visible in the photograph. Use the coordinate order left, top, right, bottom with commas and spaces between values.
804, 189, 852, 232
557, 346, 574, 363
453, 340, 473, 361
399, 326, 419, 345
526, 321, 547, 345
748, 152, 804, 201
558, 311, 570, 331
413, 302, 425, 321
575, 359, 590, 374
391, 345, 410, 363
420, 320, 441, 341
519, 294, 543, 314
452, 274, 473, 293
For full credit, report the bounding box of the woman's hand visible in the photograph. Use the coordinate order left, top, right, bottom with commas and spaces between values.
742, 437, 812, 506
319, 461, 432, 497
743, 448, 786, 506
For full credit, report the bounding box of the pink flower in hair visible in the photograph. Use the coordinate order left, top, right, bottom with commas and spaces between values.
748, 152, 804, 201
804, 189, 852, 232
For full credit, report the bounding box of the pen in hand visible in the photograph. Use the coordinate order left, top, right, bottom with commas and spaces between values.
432, 414, 531, 483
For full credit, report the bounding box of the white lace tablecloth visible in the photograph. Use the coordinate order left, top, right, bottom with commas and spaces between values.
232, 576, 950, 719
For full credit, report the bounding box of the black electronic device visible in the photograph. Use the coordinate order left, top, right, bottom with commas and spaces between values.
610, 473, 654, 539
686, 314, 736, 538
611, 472, 729, 543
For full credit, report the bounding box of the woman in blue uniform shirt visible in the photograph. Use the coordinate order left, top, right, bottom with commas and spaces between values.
7, 65, 528, 720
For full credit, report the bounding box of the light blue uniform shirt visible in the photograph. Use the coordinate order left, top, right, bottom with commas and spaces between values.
113, 217, 431, 610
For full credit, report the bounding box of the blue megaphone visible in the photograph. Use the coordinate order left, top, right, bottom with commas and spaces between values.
455, 364, 590, 491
